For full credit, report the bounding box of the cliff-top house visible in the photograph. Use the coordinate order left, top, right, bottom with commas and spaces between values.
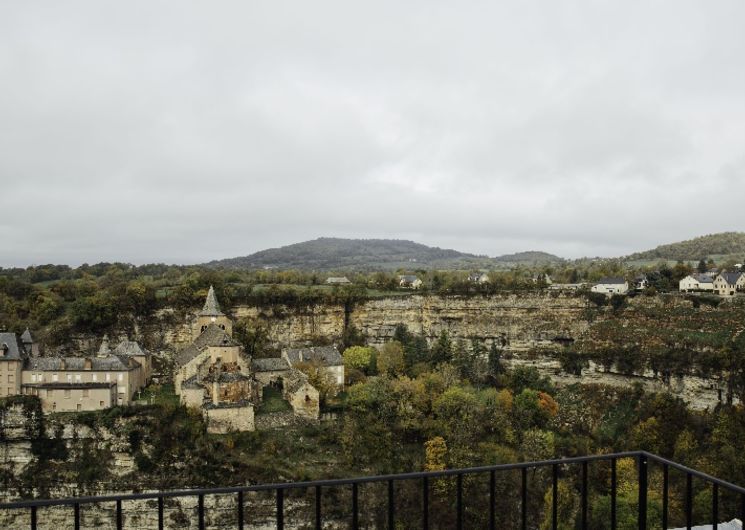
0, 329, 152, 412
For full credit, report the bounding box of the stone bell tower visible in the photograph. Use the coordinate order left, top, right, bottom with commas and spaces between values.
193, 286, 233, 340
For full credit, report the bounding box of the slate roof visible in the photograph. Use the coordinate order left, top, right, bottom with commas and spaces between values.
693, 273, 716, 283
198, 285, 224, 316
284, 346, 343, 367
175, 344, 202, 368
203, 371, 251, 383
399, 275, 419, 283
25, 355, 138, 371
175, 324, 240, 368
252, 357, 290, 372
0, 333, 25, 360
20, 328, 33, 344
193, 324, 239, 349
181, 375, 203, 390
596, 277, 627, 285
284, 370, 313, 393
23, 382, 116, 390
112, 339, 149, 357
718, 272, 744, 286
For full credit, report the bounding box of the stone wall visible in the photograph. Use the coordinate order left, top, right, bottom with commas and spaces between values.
204, 404, 255, 434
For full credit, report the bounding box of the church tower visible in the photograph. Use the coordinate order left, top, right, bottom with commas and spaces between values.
193, 286, 233, 339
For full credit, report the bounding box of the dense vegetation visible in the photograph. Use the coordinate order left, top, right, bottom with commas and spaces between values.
626, 231, 745, 262
204, 237, 564, 271
3, 324, 745, 528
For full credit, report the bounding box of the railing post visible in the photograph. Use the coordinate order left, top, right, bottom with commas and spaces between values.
158, 496, 164, 530
489, 469, 496, 530
686, 473, 693, 530
277, 488, 284, 530
638, 454, 647, 530
611, 458, 617, 530
30, 506, 36, 530
662, 463, 669, 530
712, 483, 718, 530
315, 485, 321, 530
238, 490, 244, 530
74, 502, 80, 530
456, 473, 463, 530
198, 493, 205, 530
581, 460, 588, 530
552, 463, 558, 530
422, 476, 429, 530
388, 480, 395, 530
116, 499, 122, 530
352, 482, 359, 529
521, 467, 527, 530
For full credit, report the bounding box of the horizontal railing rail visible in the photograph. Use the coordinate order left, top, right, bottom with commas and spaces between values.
0, 450, 742, 529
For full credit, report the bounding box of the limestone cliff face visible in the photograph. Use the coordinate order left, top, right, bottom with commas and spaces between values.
228, 293, 591, 349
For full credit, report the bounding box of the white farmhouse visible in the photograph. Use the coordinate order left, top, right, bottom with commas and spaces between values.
399, 275, 423, 289
679, 273, 716, 293
713, 272, 745, 297
590, 277, 628, 295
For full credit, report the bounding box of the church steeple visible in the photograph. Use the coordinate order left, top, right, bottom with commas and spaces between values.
199, 285, 224, 316
193, 286, 232, 339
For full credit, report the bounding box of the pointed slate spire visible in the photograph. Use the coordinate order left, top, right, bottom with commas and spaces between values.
98, 334, 111, 357
199, 285, 224, 316
20, 327, 33, 344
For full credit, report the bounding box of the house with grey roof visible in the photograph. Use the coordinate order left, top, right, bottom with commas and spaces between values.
590, 277, 629, 295
0, 329, 152, 412
283, 345, 344, 388
714, 272, 745, 296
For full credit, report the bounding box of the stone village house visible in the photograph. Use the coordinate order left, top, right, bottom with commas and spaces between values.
173, 286, 336, 433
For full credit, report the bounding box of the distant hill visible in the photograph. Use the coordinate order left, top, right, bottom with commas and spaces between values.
626, 232, 745, 262
205, 238, 564, 271
493, 251, 563, 264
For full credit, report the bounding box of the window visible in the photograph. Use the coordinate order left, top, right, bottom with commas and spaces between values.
8, 374, 13, 383
64, 389, 71, 398
31, 374, 37, 383
117, 373, 123, 382
67, 374, 72, 382
99, 401, 104, 407
76, 404, 82, 411
52, 402, 56, 411
52, 373, 58, 382
75, 374, 81, 382
92, 374, 98, 382
82, 389, 89, 398
105, 373, 111, 382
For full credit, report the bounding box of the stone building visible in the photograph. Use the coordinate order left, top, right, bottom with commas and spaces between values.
283, 345, 344, 388
0, 329, 152, 412
174, 286, 322, 432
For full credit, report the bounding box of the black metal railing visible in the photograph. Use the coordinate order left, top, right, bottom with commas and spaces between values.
1, 450, 744, 529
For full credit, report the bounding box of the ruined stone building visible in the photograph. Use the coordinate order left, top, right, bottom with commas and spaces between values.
0, 329, 152, 412
173, 286, 322, 433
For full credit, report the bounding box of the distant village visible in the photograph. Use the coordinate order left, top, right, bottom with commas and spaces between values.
0, 287, 344, 433
1, 265, 742, 433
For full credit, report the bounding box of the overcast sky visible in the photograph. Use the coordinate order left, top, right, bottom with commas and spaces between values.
1, 1, 744, 267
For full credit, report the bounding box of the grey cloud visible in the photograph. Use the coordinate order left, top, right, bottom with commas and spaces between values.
1, 1, 745, 267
